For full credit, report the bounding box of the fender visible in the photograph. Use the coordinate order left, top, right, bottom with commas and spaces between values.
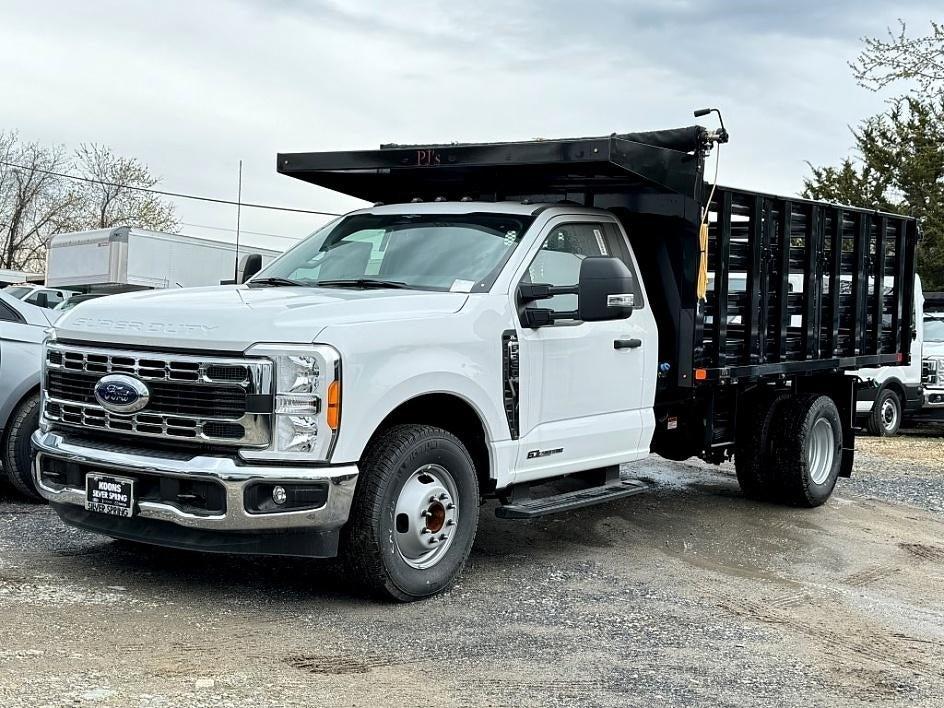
331, 370, 507, 465
0, 376, 40, 436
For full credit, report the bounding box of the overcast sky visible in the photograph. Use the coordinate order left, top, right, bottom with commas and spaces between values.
0, 0, 938, 253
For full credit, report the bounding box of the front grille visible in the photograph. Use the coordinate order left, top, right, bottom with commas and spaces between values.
923, 358, 941, 386
44, 343, 272, 447
47, 370, 247, 418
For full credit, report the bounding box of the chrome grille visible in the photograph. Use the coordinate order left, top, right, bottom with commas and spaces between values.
43, 343, 273, 447
924, 358, 942, 386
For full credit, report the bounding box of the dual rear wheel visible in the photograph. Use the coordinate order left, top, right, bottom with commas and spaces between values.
735, 392, 843, 507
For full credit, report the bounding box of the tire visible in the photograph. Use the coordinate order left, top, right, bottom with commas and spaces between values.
770, 394, 843, 508
340, 424, 480, 602
866, 388, 901, 437
2, 392, 42, 501
735, 392, 791, 500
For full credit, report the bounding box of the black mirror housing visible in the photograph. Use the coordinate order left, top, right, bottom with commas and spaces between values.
239, 254, 264, 285
577, 256, 636, 321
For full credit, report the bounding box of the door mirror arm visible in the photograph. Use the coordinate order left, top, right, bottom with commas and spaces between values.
518, 283, 578, 304
521, 307, 580, 329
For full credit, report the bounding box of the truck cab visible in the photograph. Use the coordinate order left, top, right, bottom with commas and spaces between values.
32, 127, 919, 601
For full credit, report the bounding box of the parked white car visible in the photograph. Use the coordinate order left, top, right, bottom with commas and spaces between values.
2, 284, 78, 310
0, 292, 58, 497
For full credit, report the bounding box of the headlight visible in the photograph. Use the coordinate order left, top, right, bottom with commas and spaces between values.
240, 343, 341, 462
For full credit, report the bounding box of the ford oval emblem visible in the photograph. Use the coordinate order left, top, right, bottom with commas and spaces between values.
93, 374, 150, 414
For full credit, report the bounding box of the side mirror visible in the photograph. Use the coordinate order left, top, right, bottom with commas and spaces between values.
577, 256, 636, 321
239, 254, 263, 285
35, 292, 49, 308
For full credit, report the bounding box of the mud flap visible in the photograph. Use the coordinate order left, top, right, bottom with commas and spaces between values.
839, 446, 854, 478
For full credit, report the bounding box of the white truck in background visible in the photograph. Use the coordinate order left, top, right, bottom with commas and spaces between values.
854, 276, 926, 436
45, 227, 281, 292
921, 295, 944, 414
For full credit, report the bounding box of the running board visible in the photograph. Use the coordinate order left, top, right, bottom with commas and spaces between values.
495, 479, 650, 520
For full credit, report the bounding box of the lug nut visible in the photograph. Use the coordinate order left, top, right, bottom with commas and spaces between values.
439, 534, 447, 541
421, 510, 431, 518
446, 503, 455, 510
429, 496, 438, 503
446, 519, 456, 526
421, 527, 430, 535
438, 493, 448, 501
429, 537, 438, 545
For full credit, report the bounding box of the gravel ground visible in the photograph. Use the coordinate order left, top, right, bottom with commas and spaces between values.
0, 436, 943, 707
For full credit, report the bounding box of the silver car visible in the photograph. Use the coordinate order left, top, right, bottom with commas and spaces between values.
0, 292, 58, 498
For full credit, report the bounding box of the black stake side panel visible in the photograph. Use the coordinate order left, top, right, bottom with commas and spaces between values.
276, 131, 917, 390
701, 187, 918, 382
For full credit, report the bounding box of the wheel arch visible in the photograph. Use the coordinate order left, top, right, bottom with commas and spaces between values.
0, 378, 40, 440
364, 392, 493, 492
876, 378, 906, 407
336, 382, 495, 491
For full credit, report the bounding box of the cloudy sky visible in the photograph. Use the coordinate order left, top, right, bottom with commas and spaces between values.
0, 0, 938, 253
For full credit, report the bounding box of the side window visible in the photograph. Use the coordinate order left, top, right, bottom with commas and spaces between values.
0, 300, 23, 322
523, 222, 643, 315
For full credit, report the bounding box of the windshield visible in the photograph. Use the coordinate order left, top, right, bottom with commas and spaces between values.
3, 286, 31, 299
253, 212, 533, 292
925, 317, 944, 342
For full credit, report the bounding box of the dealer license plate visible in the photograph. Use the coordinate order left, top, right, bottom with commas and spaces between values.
85, 474, 135, 518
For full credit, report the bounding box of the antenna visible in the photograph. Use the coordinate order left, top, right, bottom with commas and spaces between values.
233, 159, 243, 281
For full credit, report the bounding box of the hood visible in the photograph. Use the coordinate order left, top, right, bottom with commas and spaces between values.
924, 340, 944, 359
53, 285, 468, 351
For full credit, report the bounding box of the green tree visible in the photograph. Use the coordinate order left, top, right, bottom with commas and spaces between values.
804, 21, 944, 289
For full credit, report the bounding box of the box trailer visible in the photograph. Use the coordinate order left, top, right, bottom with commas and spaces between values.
44, 227, 281, 290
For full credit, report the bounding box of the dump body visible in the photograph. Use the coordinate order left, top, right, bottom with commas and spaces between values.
278, 129, 919, 397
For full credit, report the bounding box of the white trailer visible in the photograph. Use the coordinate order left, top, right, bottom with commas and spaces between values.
44, 227, 281, 290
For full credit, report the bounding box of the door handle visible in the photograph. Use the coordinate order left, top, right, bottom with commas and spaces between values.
614, 338, 642, 350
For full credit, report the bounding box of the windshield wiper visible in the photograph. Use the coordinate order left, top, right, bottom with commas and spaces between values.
316, 278, 412, 290
246, 277, 310, 288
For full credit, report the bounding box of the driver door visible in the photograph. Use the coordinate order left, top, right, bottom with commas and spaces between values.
511, 217, 657, 484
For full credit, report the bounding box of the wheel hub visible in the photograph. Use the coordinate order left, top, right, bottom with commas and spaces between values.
808, 417, 836, 485
393, 464, 459, 569
881, 399, 898, 430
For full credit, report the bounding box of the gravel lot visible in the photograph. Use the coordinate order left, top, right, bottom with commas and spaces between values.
1, 436, 942, 708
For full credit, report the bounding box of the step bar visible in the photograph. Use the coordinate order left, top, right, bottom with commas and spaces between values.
495, 467, 650, 519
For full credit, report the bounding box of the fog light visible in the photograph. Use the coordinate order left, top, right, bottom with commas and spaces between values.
272, 485, 287, 505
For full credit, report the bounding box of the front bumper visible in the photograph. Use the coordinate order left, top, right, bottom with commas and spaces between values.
923, 387, 944, 410
32, 430, 359, 557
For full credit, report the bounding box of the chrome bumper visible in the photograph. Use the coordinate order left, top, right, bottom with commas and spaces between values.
923, 387, 944, 409
32, 430, 358, 532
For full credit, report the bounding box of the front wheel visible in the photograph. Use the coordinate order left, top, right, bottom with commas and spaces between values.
866, 388, 901, 437
340, 424, 480, 602
3, 392, 42, 500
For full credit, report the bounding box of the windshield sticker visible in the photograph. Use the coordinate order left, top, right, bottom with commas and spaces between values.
594, 228, 608, 255
450, 279, 476, 293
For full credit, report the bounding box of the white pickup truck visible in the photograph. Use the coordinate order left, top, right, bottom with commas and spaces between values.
32, 127, 920, 601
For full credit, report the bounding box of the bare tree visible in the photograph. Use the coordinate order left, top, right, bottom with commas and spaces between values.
73, 143, 177, 231
0, 132, 78, 272
851, 20, 944, 97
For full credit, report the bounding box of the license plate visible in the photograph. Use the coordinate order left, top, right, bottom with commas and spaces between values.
85, 474, 135, 518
